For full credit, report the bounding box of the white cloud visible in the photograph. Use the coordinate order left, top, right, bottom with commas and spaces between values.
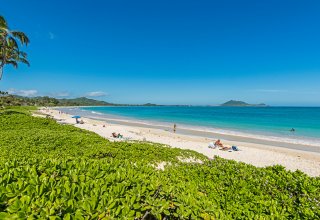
48, 32, 55, 40
86, 91, 107, 97
8, 88, 38, 97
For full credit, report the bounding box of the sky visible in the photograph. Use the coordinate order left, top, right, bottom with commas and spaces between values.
1, 0, 320, 106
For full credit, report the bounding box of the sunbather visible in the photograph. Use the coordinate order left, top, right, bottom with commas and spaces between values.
112, 132, 123, 138
214, 139, 224, 148
220, 146, 231, 151
214, 139, 232, 151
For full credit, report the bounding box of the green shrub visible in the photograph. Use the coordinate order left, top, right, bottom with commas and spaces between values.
0, 111, 319, 219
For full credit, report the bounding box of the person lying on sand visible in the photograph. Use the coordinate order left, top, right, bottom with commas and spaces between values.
214, 139, 232, 151
112, 132, 123, 138
220, 146, 231, 151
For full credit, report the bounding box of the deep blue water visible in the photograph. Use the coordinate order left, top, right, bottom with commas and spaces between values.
79, 106, 320, 142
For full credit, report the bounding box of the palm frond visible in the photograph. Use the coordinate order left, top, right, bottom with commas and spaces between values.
19, 51, 27, 58
6, 60, 18, 68
0, 16, 7, 29
0, 16, 29, 80
7, 36, 19, 49
18, 56, 30, 66
12, 31, 29, 45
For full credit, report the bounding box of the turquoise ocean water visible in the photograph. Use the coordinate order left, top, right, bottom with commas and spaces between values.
65, 106, 320, 146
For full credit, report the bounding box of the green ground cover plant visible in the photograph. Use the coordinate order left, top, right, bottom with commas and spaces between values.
0, 109, 319, 219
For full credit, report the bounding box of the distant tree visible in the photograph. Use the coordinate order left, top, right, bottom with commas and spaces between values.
0, 90, 8, 96
0, 15, 30, 80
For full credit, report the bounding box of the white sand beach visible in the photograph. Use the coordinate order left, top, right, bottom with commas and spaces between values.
35, 108, 320, 177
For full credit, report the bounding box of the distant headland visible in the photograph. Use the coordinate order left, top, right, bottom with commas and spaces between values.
0, 95, 160, 107
221, 100, 268, 107
1, 94, 269, 107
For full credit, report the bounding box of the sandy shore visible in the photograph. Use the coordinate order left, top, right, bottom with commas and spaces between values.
35, 108, 320, 177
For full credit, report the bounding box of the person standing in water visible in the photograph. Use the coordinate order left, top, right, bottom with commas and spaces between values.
173, 124, 177, 133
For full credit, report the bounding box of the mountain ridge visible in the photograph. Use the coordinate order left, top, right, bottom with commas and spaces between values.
0, 95, 160, 107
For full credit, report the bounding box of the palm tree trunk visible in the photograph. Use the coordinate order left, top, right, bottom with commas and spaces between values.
0, 46, 4, 80
0, 65, 3, 80
0, 32, 7, 80
0, 48, 5, 80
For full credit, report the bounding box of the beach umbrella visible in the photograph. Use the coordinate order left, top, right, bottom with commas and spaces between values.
72, 115, 81, 123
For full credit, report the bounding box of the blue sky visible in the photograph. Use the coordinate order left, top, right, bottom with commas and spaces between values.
1, 0, 320, 106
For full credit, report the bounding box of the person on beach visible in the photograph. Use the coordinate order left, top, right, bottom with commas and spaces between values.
215, 139, 232, 151
112, 132, 123, 138
173, 124, 177, 133
290, 128, 295, 132
214, 139, 224, 148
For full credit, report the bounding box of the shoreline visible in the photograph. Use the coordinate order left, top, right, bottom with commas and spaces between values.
37, 108, 320, 177
84, 115, 320, 153
60, 107, 320, 151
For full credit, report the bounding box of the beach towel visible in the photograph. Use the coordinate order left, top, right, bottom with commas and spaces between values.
208, 142, 216, 149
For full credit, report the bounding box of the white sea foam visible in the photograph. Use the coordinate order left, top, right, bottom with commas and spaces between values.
91, 111, 103, 115
178, 125, 320, 147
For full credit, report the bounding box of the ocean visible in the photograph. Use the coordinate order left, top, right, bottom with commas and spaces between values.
61, 106, 320, 147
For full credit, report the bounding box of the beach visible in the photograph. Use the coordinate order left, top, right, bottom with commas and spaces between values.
36, 108, 320, 177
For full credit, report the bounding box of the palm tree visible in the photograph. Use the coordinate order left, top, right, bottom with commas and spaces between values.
0, 15, 30, 80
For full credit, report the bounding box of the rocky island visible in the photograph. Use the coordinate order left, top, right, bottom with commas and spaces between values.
221, 100, 268, 107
